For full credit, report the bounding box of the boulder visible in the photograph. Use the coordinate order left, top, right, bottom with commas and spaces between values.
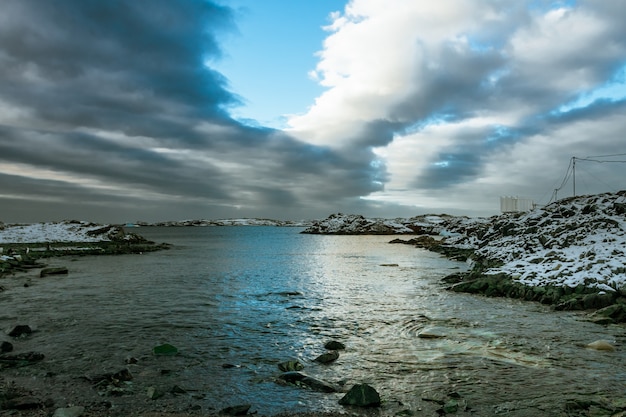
324, 340, 346, 350
339, 383, 381, 407
7, 325, 32, 338
1, 341, 13, 353
277, 360, 304, 372
314, 350, 339, 364
146, 386, 165, 400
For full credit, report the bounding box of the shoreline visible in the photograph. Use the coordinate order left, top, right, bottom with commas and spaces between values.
2, 199, 626, 416
391, 226, 626, 325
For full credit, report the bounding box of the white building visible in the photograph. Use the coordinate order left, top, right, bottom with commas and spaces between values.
500, 196, 535, 213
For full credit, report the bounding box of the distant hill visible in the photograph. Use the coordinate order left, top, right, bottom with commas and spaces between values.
136, 218, 313, 227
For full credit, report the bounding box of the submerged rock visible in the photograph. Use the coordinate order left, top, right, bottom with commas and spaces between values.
417, 327, 447, 339
585, 340, 616, 351
40, 267, 69, 277
0, 352, 45, 368
52, 406, 85, 417
153, 343, 178, 356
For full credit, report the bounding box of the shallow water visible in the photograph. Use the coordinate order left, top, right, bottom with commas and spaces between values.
1, 226, 625, 415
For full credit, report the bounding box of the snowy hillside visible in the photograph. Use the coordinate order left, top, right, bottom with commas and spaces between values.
445, 191, 626, 292
301, 213, 460, 234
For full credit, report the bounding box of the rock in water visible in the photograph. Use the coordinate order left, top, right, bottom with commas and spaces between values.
8, 325, 32, 337
153, 343, 178, 356
278, 371, 339, 393
40, 267, 69, 277
314, 350, 339, 363
324, 340, 346, 350
52, 406, 85, 417
278, 360, 304, 372
339, 383, 381, 407
585, 340, 616, 351
220, 404, 251, 415
146, 386, 165, 400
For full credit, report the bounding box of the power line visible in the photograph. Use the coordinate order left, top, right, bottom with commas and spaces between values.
547, 154, 626, 204
585, 153, 626, 158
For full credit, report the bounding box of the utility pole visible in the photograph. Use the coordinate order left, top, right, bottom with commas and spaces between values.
572, 156, 576, 197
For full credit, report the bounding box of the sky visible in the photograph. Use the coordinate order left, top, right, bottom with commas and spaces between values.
1, 0, 625, 223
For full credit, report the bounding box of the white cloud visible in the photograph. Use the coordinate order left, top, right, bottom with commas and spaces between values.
288, 0, 626, 215
287, 0, 493, 147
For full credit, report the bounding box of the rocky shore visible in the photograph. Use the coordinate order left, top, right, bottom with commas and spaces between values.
306, 191, 626, 324
1, 220, 170, 278
436, 191, 626, 325
2, 201, 625, 416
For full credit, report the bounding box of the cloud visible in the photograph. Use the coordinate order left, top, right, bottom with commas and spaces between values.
1, 0, 625, 222
290, 0, 626, 214
0, 0, 389, 222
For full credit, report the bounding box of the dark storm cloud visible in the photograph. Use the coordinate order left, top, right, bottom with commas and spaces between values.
0, 0, 387, 221
0, 0, 238, 124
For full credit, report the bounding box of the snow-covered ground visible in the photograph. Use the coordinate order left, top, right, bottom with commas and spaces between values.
444, 191, 626, 292
0, 221, 116, 244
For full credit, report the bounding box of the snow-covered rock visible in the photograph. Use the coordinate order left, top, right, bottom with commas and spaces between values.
444, 191, 626, 292
301, 213, 484, 235
0, 221, 127, 243
301, 213, 417, 234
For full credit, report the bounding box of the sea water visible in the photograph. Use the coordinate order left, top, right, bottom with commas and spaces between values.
1, 226, 625, 415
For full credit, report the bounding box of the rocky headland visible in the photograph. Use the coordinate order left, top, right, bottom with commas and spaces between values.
300, 212, 454, 235
304, 191, 626, 324
0, 220, 169, 278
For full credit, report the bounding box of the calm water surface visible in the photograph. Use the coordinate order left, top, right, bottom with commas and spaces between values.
2, 227, 625, 415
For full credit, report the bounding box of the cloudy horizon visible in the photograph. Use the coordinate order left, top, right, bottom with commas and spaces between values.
1, 0, 625, 223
